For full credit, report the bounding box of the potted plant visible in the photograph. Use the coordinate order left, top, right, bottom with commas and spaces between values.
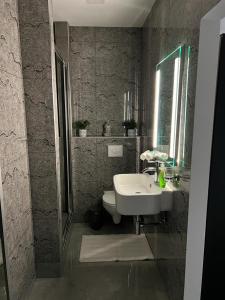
73, 120, 90, 137
122, 119, 137, 137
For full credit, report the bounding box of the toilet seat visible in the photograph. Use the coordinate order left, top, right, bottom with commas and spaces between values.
103, 191, 116, 206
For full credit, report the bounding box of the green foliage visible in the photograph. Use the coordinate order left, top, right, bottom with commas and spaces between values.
122, 119, 137, 129
73, 120, 90, 130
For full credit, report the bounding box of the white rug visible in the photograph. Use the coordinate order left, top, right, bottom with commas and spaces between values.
79, 234, 154, 263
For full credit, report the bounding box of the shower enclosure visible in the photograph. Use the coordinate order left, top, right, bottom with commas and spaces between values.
55, 50, 73, 236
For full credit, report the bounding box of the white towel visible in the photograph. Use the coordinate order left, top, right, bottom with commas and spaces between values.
146, 151, 155, 161
154, 150, 168, 161
140, 150, 154, 161
140, 151, 149, 161
140, 150, 168, 162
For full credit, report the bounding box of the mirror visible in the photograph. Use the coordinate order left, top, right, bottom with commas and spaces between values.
153, 45, 190, 167
177, 46, 191, 169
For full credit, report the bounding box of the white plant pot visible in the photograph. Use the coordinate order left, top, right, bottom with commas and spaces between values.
127, 129, 137, 137
79, 129, 87, 137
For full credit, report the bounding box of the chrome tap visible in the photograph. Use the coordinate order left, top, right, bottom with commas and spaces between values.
142, 161, 160, 183
142, 166, 156, 175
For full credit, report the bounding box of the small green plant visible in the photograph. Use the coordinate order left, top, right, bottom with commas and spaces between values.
73, 120, 90, 130
122, 119, 137, 129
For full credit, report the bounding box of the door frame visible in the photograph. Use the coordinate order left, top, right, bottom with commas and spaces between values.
0, 167, 10, 299
55, 49, 73, 227
184, 1, 225, 299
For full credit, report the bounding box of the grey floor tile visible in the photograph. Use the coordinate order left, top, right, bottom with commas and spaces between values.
25, 223, 169, 300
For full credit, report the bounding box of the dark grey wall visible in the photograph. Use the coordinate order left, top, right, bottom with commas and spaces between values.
0, 0, 35, 299
54, 22, 70, 63
69, 27, 142, 222
72, 137, 137, 222
142, 1, 220, 300
18, 0, 62, 277
70, 27, 142, 137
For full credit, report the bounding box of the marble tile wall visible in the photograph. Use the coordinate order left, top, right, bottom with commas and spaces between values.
70, 27, 142, 136
18, 0, 62, 277
71, 137, 137, 222
141, 0, 220, 299
54, 22, 70, 64
0, 0, 35, 299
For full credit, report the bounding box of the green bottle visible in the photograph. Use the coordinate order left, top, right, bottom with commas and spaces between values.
159, 163, 166, 188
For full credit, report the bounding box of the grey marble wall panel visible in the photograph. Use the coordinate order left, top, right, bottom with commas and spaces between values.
54, 22, 70, 63
18, 0, 61, 277
70, 34, 97, 136
96, 138, 137, 191
141, 0, 220, 299
70, 27, 142, 136
71, 137, 137, 222
0, 0, 35, 299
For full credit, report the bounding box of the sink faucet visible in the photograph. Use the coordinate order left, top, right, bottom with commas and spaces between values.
142, 161, 160, 183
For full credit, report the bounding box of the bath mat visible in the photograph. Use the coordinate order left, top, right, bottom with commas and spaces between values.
79, 234, 154, 263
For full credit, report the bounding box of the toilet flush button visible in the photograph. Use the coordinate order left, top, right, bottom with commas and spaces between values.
108, 145, 123, 157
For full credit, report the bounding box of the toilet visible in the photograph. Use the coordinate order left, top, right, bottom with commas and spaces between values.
103, 191, 121, 224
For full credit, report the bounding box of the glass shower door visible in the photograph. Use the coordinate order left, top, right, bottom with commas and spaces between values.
55, 51, 72, 235
0, 204, 9, 299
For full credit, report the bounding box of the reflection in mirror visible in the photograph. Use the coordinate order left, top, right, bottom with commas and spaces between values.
177, 46, 191, 169
153, 45, 190, 167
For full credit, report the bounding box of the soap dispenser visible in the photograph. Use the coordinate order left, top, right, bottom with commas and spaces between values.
159, 163, 166, 188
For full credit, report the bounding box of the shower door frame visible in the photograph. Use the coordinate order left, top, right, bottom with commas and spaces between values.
0, 167, 10, 299
55, 49, 73, 237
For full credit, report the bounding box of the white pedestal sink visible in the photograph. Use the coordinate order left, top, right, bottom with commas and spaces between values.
113, 174, 174, 216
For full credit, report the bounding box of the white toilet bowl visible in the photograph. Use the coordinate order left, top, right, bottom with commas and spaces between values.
103, 191, 121, 224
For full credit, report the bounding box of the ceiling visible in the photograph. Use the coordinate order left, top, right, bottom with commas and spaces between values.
52, 0, 156, 27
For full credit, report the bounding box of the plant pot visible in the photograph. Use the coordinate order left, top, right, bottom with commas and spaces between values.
127, 129, 137, 137
79, 129, 87, 137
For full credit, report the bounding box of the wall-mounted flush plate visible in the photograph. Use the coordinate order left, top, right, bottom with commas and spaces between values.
108, 145, 123, 157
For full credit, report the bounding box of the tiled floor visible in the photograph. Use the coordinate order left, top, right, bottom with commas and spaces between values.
25, 221, 169, 300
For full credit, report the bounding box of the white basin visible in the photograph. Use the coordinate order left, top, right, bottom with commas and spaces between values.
114, 174, 161, 215
113, 174, 174, 216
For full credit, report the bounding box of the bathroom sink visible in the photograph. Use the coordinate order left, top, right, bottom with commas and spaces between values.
113, 174, 162, 215
113, 174, 174, 216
